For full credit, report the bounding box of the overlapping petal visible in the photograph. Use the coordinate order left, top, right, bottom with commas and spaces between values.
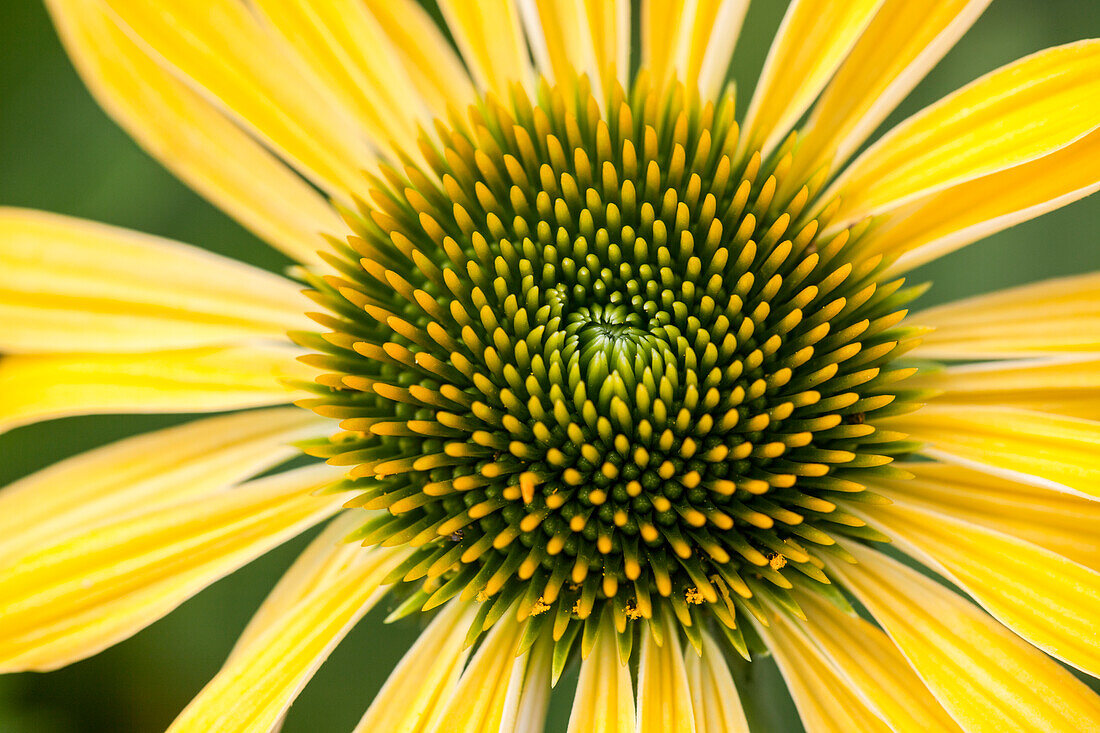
169, 513, 406, 733
0, 407, 328, 562
45, 0, 344, 264
910, 357, 1100, 420
353, 600, 477, 733
436, 0, 534, 97
251, 0, 430, 159
642, 0, 749, 97
739, 0, 886, 156
0, 208, 312, 353
499, 635, 554, 733
792, 590, 962, 733
890, 406, 1100, 499
0, 344, 312, 434
684, 631, 751, 733
520, 0, 597, 90
825, 39, 1100, 227
911, 272, 1100, 358
852, 496, 1100, 678
869, 462, 1100, 572
791, 0, 991, 183
829, 543, 1100, 732
864, 130, 1100, 272
424, 615, 528, 732
98, 0, 375, 199
0, 464, 345, 673
637, 614, 696, 733
567, 614, 636, 733
360, 0, 478, 114
757, 609, 892, 733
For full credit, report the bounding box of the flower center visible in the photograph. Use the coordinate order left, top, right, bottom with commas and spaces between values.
299, 76, 921, 651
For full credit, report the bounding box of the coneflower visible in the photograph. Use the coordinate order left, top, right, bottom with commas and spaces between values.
1, 1, 1099, 731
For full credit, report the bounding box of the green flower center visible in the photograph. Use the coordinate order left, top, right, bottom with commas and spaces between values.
297, 76, 922, 654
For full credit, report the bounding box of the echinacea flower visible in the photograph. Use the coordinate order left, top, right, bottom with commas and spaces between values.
2, 0, 1099, 730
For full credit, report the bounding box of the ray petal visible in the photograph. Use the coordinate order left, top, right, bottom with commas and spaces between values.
0, 208, 313, 353
0, 464, 345, 673
45, 0, 344, 264
739, 0, 886, 157
829, 543, 1100, 732
684, 631, 751, 733
436, 0, 534, 97
853, 497, 1100, 678
909, 357, 1100, 420
426, 616, 528, 733
0, 344, 313, 434
0, 407, 328, 561
792, 590, 962, 733
567, 613, 636, 733
870, 462, 1100, 572
889, 406, 1100, 499
825, 39, 1100, 227
97, 0, 376, 199
791, 0, 991, 183
352, 601, 478, 733
637, 614, 696, 733
168, 513, 406, 733
757, 609, 892, 733
910, 272, 1100, 359
250, 0, 431, 159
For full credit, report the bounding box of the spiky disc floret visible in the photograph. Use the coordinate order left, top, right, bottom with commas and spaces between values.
296, 76, 924, 655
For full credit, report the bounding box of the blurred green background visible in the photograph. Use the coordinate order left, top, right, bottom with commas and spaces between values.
1, 0, 1098, 730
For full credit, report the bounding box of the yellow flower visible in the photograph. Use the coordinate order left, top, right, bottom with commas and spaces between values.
3, 0, 1100, 731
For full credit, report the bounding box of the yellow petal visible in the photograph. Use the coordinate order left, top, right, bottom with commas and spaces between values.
361, 0, 477, 115
97, 0, 375, 199
684, 631, 751, 733
169, 515, 406, 733
250, 0, 429, 159
792, 590, 962, 733
426, 617, 527, 733
739, 0, 886, 157
826, 39, 1100, 227
45, 0, 343, 264
689, 1, 751, 100
911, 272, 1100, 359
0, 208, 312, 353
520, 0, 599, 88
353, 600, 477, 733
0, 344, 312, 434
637, 614, 696, 733
828, 543, 1100, 732
229, 512, 379, 656
865, 130, 1100, 272
641, 0, 686, 88
642, 0, 749, 97
500, 633, 553, 733
890, 406, 1100, 499
567, 613, 636, 733
853, 496, 1100, 678
910, 357, 1100, 420
436, 0, 533, 97
0, 407, 327, 562
519, 0, 631, 97
0, 464, 345, 673
758, 609, 892, 733
872, 462, 1100, 572
792, 0, 991, 181
584, 0, 631, 92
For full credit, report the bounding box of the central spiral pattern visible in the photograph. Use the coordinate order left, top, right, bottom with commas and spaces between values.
298, 76, 922, 654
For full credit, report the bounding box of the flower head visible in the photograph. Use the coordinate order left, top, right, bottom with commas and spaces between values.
2, 0, 1100, 731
